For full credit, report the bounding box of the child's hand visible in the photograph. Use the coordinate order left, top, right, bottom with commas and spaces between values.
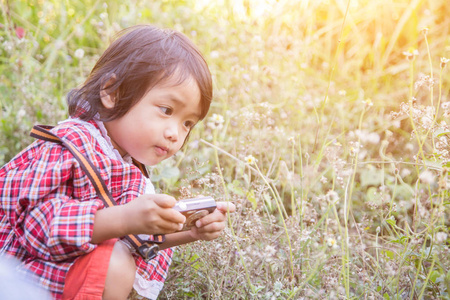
123, 194, 186, 235
188, 202, 236, 241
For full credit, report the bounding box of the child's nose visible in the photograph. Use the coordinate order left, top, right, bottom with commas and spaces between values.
164, 123, 179, 142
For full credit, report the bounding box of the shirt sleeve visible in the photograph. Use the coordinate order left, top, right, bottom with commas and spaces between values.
3, 132, 105, 261
21, 196, 104, 261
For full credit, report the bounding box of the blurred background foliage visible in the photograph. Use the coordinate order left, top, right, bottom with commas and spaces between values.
1, 0, 449, 165
1, 0, 450, 298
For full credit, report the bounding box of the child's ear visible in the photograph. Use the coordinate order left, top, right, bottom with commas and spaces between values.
100, 74, 117, 109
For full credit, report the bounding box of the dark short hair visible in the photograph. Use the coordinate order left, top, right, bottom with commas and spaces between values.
68, 25, 212, 122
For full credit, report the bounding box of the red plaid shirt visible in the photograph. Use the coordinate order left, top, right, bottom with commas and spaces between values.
0, 120, 173, 299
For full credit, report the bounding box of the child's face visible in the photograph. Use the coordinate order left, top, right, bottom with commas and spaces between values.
103, 75, 201, 166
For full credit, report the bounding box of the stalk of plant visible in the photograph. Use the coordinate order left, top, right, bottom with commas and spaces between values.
199, 138, 274, 216
406, 38, 440, 229
210, 130, 255, 294
409, 233, 430, 300
417, 31, 438, 150
416, 57, 449, 221
422, 28, 434, 107
253, 162, 295, 279
313, 0, 351, 152
418, 254, 436, 299
406, 54, 425, 233
297, 135, 305, 229
290, 138, 296, 217
375, 226, 380, 273
328, 189, 347, 287
338, 102, 368, 297
379, 140, 399, 217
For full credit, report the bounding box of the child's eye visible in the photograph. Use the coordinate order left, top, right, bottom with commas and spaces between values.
184, 120, 195, 129
159, 107, 173, 116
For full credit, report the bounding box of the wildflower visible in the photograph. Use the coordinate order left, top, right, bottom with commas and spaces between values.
211, 113, 224, 123
244, 155, 257, 165
420, 115, 433, 129
99, 12, 108, 20
320, 176, 327, 184
366, 132, 380, 144
210, 50, 219, 58
441, 57, 449, 69
362, 98, 373, 107
326, 237, 336, 248
403, 48, 419, 61
338, 90, 347, 96
288, 136, 295, 145
325, 190, 339, 203
405, 143, 414, 151
419, 170, 435, 184
421, 27, 429, 36
264, 245, 276, 256
401, 168, 411, 177
15, 27, 25, 39
74, 48, 85, 59
435, 232, 448, 244
16, 109, 26, 119
274, 281, 283, 291
439, 175, 449, 190
442, 102, 450, 110
376, 226, 381, 234
415, 74, 435, 90
207, 113, 224, 130
350, 146, 359, 156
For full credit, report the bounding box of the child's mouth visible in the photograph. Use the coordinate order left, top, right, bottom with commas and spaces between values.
155, 146, 169, 155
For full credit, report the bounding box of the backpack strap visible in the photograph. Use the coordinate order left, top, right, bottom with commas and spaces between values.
30, 124, 165, 261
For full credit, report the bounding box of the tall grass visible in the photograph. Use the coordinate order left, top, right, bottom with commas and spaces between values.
1, 0, 450, 299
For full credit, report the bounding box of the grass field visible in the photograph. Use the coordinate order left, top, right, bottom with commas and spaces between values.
1, 0, 450, 299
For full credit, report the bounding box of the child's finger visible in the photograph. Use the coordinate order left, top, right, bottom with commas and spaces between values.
152, 194, 177, 208
197, 220, 225, 233
216, 202, 236, 214
190, 224, 223, 241
156, 219, 184, 233
159, 208, 186, 224
195, 209, 226, 228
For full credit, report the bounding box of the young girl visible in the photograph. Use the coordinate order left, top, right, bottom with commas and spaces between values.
0, 25, 235, 300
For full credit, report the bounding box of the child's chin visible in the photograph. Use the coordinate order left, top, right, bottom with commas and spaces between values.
146, 157, 166, 166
